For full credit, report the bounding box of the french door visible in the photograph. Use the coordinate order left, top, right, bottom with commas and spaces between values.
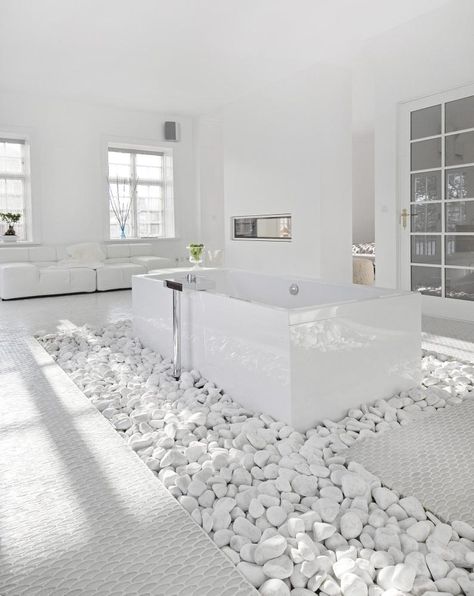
400, 84, 474, 317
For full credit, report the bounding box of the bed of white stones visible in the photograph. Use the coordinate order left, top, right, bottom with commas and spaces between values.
38, 321, 474, 596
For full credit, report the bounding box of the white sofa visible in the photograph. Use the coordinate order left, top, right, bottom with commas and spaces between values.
0, 243, 171, 299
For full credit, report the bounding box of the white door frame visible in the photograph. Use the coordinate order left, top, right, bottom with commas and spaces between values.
398, 83, 474, 321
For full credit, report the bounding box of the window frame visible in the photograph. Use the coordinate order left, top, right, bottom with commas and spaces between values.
107, 143, 175, 241
0, 134, 32, 241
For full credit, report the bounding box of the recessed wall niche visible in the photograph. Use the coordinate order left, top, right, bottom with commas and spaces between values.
231, 214, 292, 241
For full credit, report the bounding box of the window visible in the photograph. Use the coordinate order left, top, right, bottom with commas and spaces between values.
0, 138, 29, 240
107, 146, 174, 239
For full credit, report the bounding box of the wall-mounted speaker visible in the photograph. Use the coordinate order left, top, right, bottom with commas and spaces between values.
164, 121, 180, 142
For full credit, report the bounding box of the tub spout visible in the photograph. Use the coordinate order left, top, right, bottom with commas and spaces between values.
171, 289, 181, 379
163, 278, 182, 379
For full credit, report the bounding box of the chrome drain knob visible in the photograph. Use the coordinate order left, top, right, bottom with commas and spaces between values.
289, 283, 299, 296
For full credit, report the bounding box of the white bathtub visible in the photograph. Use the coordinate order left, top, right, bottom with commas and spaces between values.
132, 268, 421, 431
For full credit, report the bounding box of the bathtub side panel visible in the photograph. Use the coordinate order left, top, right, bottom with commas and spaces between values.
192, 292, 292, 423
132, 275, 174, 360
289, 293, 422, 431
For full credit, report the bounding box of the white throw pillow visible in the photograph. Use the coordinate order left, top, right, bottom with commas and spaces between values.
66, 242, 105, 263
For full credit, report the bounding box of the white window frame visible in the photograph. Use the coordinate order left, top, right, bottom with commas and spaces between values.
107, 143, 175, 240
0, 134, 32, 241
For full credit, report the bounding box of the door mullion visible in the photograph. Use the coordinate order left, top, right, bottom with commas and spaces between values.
441, 103, 446, 298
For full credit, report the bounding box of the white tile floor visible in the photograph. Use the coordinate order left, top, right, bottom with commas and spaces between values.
0, 291, 256, 596
423, 315, 474, 363
0, 290, 133, 337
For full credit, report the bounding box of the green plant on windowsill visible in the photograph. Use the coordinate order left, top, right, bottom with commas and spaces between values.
0, 212, 22, 237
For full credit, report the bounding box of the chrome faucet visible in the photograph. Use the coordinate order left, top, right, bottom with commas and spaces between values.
185, 272, 197, 284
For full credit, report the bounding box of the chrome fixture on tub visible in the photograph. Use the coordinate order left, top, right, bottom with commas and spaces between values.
163, 279, 183, 379
289, 283, 299, 295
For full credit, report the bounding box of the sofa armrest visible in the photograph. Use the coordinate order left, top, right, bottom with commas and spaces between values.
0, 263, 39, 299
130, 256, 172, 271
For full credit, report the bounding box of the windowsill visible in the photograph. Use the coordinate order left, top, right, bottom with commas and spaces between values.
104, 237, 179, 243
0, 241, 40, 247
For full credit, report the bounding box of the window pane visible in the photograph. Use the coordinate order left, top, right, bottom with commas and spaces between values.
411, 105, 441, 140
445, 95, 474, 133
0, 156, 23, 174
108, 163, 131, 179
136, 165, 162, 181
446, 235, 474, 267
446, 201, 474, 232
411, 170, 441, 202
136, 153, 162, 167
446, 166, 474, 199
108, 179, 133, 238
411, 235, 441, 264
0, 176, 26, 240
108, 150, 130, 164
445, 131, 474, 167
0, 141, 23, 157
446, 268, 474, 301
411, 266, 441, 296
411, 138, 441, 171
411, 203, 441, 233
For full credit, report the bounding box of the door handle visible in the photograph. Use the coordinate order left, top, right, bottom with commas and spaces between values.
400, 208, 409, 229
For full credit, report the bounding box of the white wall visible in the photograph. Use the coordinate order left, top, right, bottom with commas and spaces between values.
358, 0, 474, 289
352, 131, 374, 243
352, 56, 375, 245
0, 91, 197, 261
194, 115, 225, 254
217, 64, 352, 281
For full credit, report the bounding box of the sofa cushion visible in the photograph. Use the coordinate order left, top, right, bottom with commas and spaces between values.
130, 256, 171, 271
103, 257, 131, 264
106, 244, 130, 259
130, 243, 153, 257
0, 263, 39, 299
0, 247, 29, 263
29, 246, 57, 262
38, 267, 96, 295
66, 242, 105, 262
96, 263, 146, 291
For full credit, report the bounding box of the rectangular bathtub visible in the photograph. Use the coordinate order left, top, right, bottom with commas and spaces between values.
132, 268, 421, 431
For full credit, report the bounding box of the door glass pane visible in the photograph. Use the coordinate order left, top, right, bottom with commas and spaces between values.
411, 138, 441, 171
411, 266, 442, 296
446, 268, 474, 301
446, 166, 474, 199
411, 203, 441, 233
411, 105, 441, 140
411, 170, 441, 202
411, 235, 441, 264
445, 95, 474, 133
446, 201, 474, 232
445, 131, 474, 166
445, 235, 474, 266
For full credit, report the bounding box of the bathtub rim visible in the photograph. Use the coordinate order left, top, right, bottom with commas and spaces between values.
135, 267, 416, 318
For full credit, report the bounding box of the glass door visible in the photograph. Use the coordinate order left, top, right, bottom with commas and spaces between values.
400, 87, 474, 306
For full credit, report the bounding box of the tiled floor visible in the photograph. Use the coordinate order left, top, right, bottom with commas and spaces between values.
0, 290, 133, 336
0, 291, 256, 596
347, 315, 474, 525
347, 398, 474, 524
423, 314, 474, 363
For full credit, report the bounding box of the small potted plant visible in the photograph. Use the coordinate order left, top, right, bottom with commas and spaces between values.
187, 243, 204, 268
0, 212, 21, 242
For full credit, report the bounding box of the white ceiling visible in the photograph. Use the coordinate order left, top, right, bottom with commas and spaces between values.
0, 0, 451, 114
